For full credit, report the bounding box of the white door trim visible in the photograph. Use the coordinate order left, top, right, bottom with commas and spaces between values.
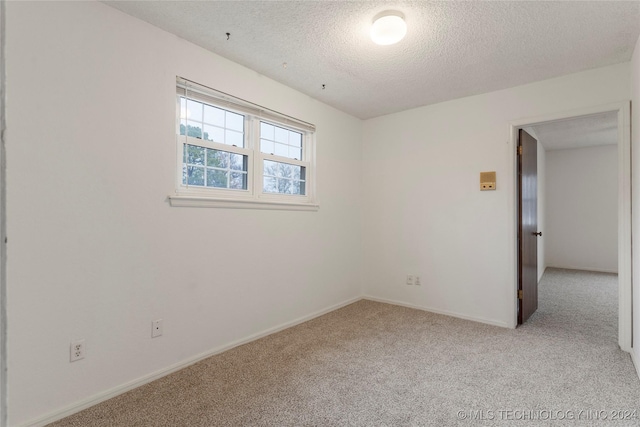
508, 101, 632, 352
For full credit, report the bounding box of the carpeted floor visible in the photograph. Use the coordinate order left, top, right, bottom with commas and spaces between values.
50, 268, 640, 426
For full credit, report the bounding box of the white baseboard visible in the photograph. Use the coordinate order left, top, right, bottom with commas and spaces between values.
362, 295, 510, 329
546, 265, 618, 274
24, 296, 362, 427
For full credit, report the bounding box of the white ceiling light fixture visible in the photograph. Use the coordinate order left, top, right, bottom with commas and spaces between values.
370, 11, 407, 46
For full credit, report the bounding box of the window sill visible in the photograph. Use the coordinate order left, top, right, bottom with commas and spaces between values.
168, 195, 319, 211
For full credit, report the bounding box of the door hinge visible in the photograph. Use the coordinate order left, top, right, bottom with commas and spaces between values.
518, 146, 523, 155
518, 290, 523, 300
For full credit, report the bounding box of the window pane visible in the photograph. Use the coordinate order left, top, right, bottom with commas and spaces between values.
226, 112, 244, 132
277, 178, 291, 194
290, 132, 302, 148
278, 163, 292, 178
207, 169, 228, 188
206, 149, 229, 168
186, 121, 203, 139
261, 139, 274, 154
275, 143, 288, 157
225, 130, 243, 147
187, 166, 204, 186
203, 124, 224, 143
263, 160, 277, 177
263, 176, 277, 193
230, 172, 247, 190
186, 99, 203, 122
186, 145, 205, 165
204, 104, 224, 127
229, 153, 245, 171
289, 146, 301, 160
260, 122, 274, 140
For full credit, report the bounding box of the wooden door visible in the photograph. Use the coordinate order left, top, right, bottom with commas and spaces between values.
518, 129, 539, 324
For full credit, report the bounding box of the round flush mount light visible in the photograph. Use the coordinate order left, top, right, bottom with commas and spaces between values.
370, 11, 407, 45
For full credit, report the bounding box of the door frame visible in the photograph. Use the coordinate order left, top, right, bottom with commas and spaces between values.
509, 101, 632, 352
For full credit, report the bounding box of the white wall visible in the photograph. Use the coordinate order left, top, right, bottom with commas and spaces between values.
362, 63, 630, 328
537, 140, 546, 281
5, 2, 363, 425
545, 145, 618, 273
631, 33, 640, 376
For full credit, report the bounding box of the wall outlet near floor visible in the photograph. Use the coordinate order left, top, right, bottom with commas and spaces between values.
406, 275, 414, 285
415, 276, 421, 286
70, 339, 85, 362
152, 319, 163, 338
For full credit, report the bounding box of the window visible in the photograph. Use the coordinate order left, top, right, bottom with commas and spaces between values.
170, 77, 317, 210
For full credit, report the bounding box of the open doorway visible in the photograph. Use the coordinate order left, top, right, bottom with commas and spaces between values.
510, 102, 631, 352
532, 112, 619, 274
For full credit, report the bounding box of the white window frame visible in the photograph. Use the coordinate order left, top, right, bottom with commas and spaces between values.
169, 77, 318, 211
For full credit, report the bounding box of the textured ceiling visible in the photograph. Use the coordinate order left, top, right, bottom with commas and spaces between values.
103, 1, 640, 119
530, 112, 618, 151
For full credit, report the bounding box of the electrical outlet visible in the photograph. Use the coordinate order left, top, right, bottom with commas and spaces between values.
406, 275, 414, 285
415, 276, 421, 286
70, 339, 85, 362
152, 319, 163, 338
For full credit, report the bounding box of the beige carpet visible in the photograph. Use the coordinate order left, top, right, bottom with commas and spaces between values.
50, 268, 640, 426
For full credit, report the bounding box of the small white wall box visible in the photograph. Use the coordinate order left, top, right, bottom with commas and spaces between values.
480, 171, 496, 190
